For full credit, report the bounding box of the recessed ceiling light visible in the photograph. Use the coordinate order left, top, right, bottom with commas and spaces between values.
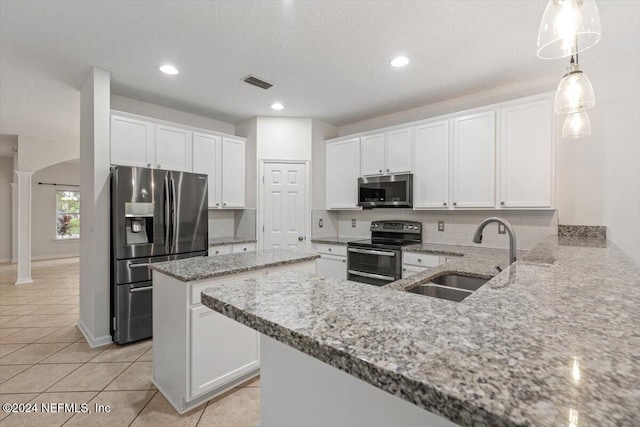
390, 56, 410, 68
271, 103, 284, 111
159, 64, 179, 75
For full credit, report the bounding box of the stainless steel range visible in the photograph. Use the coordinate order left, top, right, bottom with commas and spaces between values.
347, 220, 422, 286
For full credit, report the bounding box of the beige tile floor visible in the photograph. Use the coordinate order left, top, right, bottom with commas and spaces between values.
0, 258, 260, 427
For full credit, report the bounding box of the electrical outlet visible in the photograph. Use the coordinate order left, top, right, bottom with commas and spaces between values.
351, 219, 356, 227
438, 221, 445, 232
319, 219, 323, 228
498, 224, 506, 234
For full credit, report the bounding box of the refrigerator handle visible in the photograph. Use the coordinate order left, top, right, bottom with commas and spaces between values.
164, 176, 171, 253
171, 177, 178, 252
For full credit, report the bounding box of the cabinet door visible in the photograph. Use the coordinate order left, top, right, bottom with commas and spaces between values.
208, 245, 232, 257
316, 254, 347, 280
326, 138, 361, 209
193, 132, 221, 208
110, 115, 155, 168
413, 121, 449, 208
232, 243, 256, 253
220, 137, 245, 208
499, 99, 553, 208
190, 305, 259, 399
452, 111, 496, 208
402, 265, 429, 279
386, 128, 413, 174
360, 133, 385, 176
156, 124, 192, 172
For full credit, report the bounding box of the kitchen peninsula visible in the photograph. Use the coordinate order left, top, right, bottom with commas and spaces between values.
149, 249, 319, 413
201, 235, 640, 427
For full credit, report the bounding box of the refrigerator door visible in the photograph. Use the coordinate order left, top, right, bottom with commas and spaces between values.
169, 171, 208, 254
112, 166, 170, 259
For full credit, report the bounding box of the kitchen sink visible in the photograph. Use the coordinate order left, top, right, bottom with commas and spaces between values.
407, 274, 489, 302
408, 284, 472, 302
429, 274, 488, 292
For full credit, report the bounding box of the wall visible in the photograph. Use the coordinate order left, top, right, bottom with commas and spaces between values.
0, 157, 13, 262
17, 135, 79, 173
31, 160, 80, 259
110, 94, 235, 135
256, 117, 312, 161
235, 117, 258, 209
336, 54, 640, 264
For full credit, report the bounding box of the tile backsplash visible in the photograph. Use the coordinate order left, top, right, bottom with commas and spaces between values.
235, 209, 257, 239
208, 210, 235, 238
311, 210, 340, 238
331, 209, 558, 250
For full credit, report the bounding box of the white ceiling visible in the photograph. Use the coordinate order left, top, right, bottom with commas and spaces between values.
1, 0, 639, 144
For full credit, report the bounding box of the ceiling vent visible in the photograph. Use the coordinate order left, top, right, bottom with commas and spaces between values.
243, 75, 273, 90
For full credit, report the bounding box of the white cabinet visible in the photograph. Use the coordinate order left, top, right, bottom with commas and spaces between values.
385, 127, 413, 174
193, 132, 221, 208
316, 254, 347, 280
361, 133, 385, 176
360, 128, 413, 176
232, 242, 256, 253
402, 252, 440, 279
452, 111, 496, 208
208, 243, 255, 257
326, 138, 361, 209
155, 124, 192, 172
208, 245, 233, 257
190, 305, 259, 398
110, 115, 155, 168
499, 99, 554, 208
220, 137, 246, 208
413, 121, 450, 209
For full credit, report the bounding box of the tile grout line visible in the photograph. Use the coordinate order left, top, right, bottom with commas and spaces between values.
128, 390, 159, 427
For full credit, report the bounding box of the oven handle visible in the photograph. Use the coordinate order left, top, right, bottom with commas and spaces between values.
347, 248, 396, 257
348, 270, 396, 281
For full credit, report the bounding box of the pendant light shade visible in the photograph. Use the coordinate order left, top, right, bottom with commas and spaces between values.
537, 0, 602, 59
554, 69, 595, 114
562, 110, 591, 138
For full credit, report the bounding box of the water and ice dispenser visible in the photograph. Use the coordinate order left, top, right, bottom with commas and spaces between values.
125, 202, 154, 245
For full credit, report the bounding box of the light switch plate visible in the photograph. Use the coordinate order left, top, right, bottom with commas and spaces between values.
319, 219, 323, 228
438, 221, 445, 232
351, 219, 356, 227
498, 224, 506, 234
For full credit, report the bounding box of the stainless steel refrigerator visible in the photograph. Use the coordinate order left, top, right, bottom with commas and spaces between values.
110, 166, 208, 344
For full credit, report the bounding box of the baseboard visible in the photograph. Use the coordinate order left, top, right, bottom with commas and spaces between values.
77, 318, 112, 349
31, 253, 79, 261
0, 258, 11, 264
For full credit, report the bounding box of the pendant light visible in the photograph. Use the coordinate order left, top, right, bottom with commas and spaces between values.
554, 55, 595, 114
537, 0, 602, 59
562, 110, 591, 138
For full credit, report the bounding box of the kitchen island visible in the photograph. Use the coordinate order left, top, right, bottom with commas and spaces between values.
149, 249, 318, 413
201, 236, 640, 427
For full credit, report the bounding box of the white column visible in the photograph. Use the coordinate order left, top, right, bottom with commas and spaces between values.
10, 182, 17, 263
14, 170, 33, 285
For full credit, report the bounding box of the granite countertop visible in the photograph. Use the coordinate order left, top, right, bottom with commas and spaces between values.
311, 236, 361, 246
150, 249, 319, 282
201, 236, 640, 427
208, 237, 257, 247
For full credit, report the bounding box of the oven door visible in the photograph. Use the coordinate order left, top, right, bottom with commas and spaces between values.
347, 247, 400, 286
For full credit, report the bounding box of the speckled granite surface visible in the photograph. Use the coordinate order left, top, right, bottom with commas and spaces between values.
311, 236, 361, 246
150, 249, 318, 282
201, 237, 640, 427
558, 224, 606, 239
208, 237, 257, 247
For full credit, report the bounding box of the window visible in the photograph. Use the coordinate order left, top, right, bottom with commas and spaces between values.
56, 190, 80, 239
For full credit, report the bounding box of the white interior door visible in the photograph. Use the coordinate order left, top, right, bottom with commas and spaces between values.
263, 163, 307, 250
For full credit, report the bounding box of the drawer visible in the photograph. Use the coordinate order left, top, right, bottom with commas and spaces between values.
402, 265, 429, 279
316, 244, 347, 257
403, 252, 440, 268
209, 245, 233, 257
232, 242, 256, 253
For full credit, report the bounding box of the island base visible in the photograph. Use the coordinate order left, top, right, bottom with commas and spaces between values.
259, 335, 457, 427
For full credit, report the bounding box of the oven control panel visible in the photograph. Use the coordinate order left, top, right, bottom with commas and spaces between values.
370, 221, 421, 233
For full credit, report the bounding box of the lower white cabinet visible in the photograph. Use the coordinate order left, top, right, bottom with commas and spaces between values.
190, 305, 259, 398
208, 242, 255, 257
208, 245, 233, 257
402, 253, 441, 279
232, 242, 256, 253
316, 253, 347, 280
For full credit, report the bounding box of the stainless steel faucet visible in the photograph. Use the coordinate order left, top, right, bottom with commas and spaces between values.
473, 217, 517, 265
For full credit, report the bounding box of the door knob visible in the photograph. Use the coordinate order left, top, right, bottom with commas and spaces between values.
298, 236, 304, 241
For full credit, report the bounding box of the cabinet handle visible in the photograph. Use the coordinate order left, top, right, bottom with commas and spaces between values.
147, 163, 151, 168
379, 169, 382, 173
223, 203, 227, 206
215, 250, 219, 254
500, 201, 505, 206
328, 248, 332, 251
453, 202, 457, 206
386, 168, 390, 172
216, 203, 220, 206
157, 164, 161, 168
417, 259, 422, 262
342, 259, 346, 263
243, 248, 247, 251
443, 202, 447, 206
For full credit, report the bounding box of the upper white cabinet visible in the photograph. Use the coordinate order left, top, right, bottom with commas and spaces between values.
361, 133, 385, 176
452, 111, 496, 208
220, 137, 246, 208
192, 132, 221, 209
110, 115, 155, 168
499, 99, 554, 208
413, 121, 450, 209
156, 124, 192, 172
360, 128, 413, 176
386, 127, 413, 174
326, 138, 361, 209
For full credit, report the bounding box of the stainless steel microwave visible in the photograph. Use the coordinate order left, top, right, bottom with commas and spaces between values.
357, 174, 413, 209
